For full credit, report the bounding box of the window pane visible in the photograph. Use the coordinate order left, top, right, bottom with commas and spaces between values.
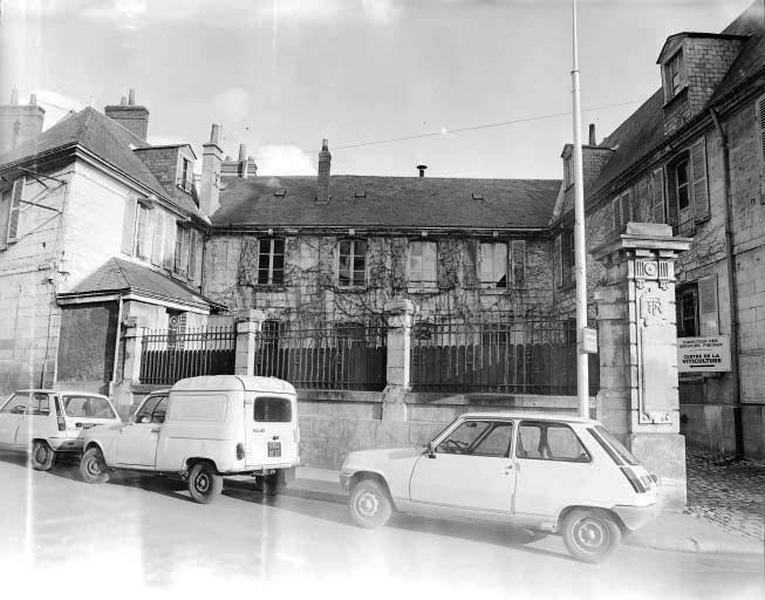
88, 397, 117, 419
339, 240, 351, 256
259, 238, 271, 254
546, 425, 588, 460
258, 253, 271, 270
472, 422, 513, 457
353, 270, 366, 287
273, 239, 285, 255
152, 397, 168, 423
0, 393, 26, 414
436, 421, 491, 454
354, 240, 367, 254
135, 395, 162, 422
63, 396, 90, 417
28, 393, 50, 416
517, 424, 543, 458
353, 255, 365, 271
254, 397, 292, 423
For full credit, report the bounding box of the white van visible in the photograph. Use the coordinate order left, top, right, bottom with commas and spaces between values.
79, 375, 300, 503
0, 389, 122, 470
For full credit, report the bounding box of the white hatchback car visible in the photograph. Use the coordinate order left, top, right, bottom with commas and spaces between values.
0, 389, 122, 470
340, 412, 659, 563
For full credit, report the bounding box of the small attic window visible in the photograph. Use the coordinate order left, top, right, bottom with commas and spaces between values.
273, 189, 287, 198
354, 191, 367, 199
471, 192, 484, 201
663, 50, 686, 102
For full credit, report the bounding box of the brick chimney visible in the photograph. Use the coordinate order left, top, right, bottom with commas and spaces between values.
316, 138, 331, 204
104, 88, 149, 140
0, 89, 45, 154
200, 123, 223, 217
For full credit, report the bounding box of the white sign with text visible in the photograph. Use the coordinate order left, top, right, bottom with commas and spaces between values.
678, 336, 731, 373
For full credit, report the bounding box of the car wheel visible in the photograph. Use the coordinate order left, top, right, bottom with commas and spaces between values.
187, 462, 223, 504
562, 508, 622, 563
349, 479, 392, 529
80, 447, 109, 484
31, 440, 56, 471
263, 471, 286, 496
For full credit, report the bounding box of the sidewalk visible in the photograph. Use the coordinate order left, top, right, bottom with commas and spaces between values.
293, 465, 764, 556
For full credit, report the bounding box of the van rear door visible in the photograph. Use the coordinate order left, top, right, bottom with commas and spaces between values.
244, 394, 297, 468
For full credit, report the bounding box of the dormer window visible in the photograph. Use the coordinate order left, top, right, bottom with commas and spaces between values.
177, 156, 193, 193
663, 51, 686, 101
564, 155, 573, 188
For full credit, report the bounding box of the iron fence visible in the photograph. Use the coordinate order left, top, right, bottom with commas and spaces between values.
411, 318, 599, 395
253, 322, 387, 391
139, 326, 236, 385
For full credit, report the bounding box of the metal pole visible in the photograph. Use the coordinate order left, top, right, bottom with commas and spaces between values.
571, 0, 589, 417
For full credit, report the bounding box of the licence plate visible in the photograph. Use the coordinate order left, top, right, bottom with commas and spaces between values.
267, 441, 281, 457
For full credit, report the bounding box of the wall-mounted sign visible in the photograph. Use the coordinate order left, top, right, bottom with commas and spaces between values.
580, 327, 598, 354
678, 336, 731, 373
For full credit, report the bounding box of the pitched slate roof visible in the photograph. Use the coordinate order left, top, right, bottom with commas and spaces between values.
586, 0, 763, 200
0, 107, 204, 220
213, 175, 562, 229
59, 257, 218, 310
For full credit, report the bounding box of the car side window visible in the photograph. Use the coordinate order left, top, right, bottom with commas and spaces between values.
516, 421, 590, 462
135, 395, 162, 423
0, 393, 27, 414
436, 420, 513, 458
26, 393, 50, 416
151, 396, 169, 423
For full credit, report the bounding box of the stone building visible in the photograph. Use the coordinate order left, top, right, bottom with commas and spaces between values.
0, 90, 217, 404
552, 1, 765, 457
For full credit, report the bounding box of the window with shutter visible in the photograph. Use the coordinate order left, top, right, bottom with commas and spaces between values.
6, 178, 24, 243
652, 167, 666, 224
612, 191, 632, 232
511, 240, 526, 288
690, 137, 709, 222
676, 285, 698, 338
554, 235, 562, 288
0, 187, 10, 248
120, 195, 137, 255
697, 275, 719, 335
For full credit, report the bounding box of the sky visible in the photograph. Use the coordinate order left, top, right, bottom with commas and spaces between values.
0, 0, 756, 179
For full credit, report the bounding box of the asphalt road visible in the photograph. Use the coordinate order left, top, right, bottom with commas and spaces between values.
0, 451, 762, 600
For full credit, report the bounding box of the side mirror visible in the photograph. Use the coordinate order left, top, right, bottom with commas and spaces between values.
139, 416, 150, 424
427, 442, 436, 458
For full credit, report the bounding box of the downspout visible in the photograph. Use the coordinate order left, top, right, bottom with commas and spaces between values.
709, 108, 744, 458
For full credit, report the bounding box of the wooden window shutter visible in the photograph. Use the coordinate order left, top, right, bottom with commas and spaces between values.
611, 197, 620, 231
120, 195, 137, 255
511, 240, 526, 288
554, 234, 562, 287
697, 275, 719, 335
163, 213, 175, 270
652, 167, 666, 224
151, 210, 163, 266
188, 229, 198, 282
758, 95, 765, 203
666, 165, 679, 227
621, 191, 632, 228
6, 178, 24, 243
691, 137, 709, 222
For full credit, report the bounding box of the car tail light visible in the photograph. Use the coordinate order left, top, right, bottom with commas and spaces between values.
57, 417, 66, 432
236, 443, 245, 460
649, 472, 659, 484
620, 466, 648, 493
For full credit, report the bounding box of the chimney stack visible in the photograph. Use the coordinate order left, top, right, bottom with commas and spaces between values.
417, 164, 427, 177
104, 89, 150, 140
200, 123, 224, 217
588, 123, 596, 146
0, 88, 45, 154
316, 138, 331, 204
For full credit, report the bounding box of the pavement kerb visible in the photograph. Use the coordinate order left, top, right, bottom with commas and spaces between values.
292, 466, 764, 557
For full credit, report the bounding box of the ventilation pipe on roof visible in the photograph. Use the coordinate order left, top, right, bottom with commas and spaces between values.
417, 164, 427, 177
316, 138, 331, 204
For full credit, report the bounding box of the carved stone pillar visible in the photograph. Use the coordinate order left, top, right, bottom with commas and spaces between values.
593, 223, 692, 510
234, 308, 266, 376
382, 299, 414, 422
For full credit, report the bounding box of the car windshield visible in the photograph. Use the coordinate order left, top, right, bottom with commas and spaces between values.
591, 425, 640, 466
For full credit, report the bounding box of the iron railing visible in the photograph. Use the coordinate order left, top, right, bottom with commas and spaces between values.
139, 326, 236, 385
411, 318, 599, 395
253, 322, 387, 391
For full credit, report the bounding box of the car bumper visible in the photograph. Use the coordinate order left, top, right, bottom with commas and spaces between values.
613, 501, 661, 531
48, 437, 84, 452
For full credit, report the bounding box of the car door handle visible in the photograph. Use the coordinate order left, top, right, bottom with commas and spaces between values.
150, 428, 160, 433
252, 428, 265, 433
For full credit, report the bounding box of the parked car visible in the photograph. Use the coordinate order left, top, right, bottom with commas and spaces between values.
0, 389, 122, 471
339, 412, 659, 563
79, 375, 300, 504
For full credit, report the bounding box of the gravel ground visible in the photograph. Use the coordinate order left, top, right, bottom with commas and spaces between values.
684, 445, 765, 542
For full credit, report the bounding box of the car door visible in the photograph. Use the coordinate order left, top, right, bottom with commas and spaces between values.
0, 393, 28, 447
115, 394, 167, 467
244, 394, 296, 468
409, 419, 516, 514
512, 420, 594, 519
15, 393, 52, 448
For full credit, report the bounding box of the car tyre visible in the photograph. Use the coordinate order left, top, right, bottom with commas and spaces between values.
187, 462, 223, 504
80, 447, 110, 484
349, 479, 392, 529
562, 508, 622, 563
31, 440, 56, 471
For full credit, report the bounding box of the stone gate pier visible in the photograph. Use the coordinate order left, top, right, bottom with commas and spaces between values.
594, 223, 692, 510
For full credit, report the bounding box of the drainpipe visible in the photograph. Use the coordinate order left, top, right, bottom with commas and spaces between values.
709, 108, 744, 458
110, 295, 124, 396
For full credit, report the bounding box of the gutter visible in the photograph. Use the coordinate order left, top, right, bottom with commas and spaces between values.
709, 107, 744, 458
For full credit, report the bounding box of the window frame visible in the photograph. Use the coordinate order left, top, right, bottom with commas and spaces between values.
479, 241, 508, 289
257, 237, 286, 286
559, 230, 575, 288
434, 419, 514, 459
408, 240, 437, 289
337, 238, 367, 288
676, 284, 699, 338
515, 420, 592, 463
663, 50, 686, 102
